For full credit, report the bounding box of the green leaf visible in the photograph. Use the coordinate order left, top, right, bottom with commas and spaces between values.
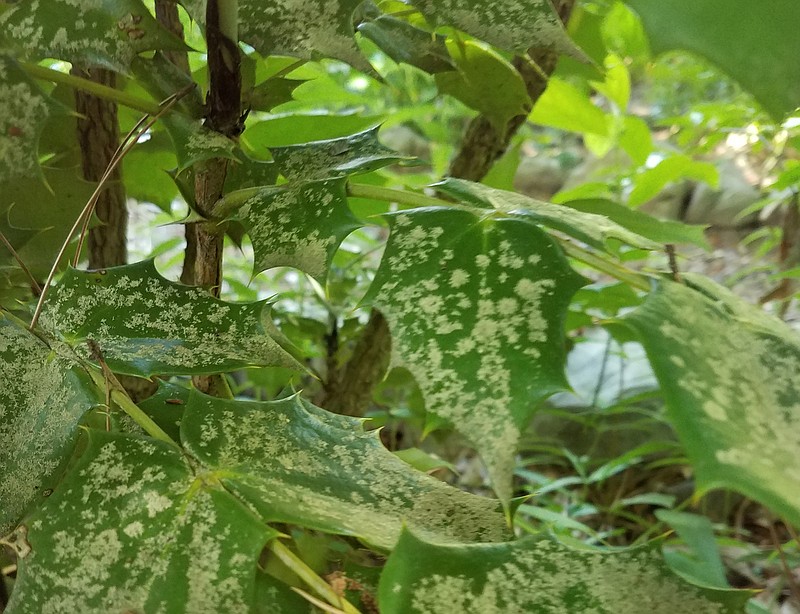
435, 178, 659, 251
0, 317, 100, 536
248, 77, 304, 113
180, 392, 509, 550
0, 55, 66, 184
379, 530, 749, 613
625, 0, 800, 120
244, 112, 384, 149
366, 208, 585, 503
530, 77, 609, 137
122, 133, 179, 211
623, 277, 800, 526
408, 0, 581, 57
564, 199, 709, 249
269, 127, 410, 182
435, 40, 531, 134
358, 15, 455, 74
224, 178, 361, 281
7, 431, 276, 613
0, 0, 183, 70
656, 510, 729, 589
39, 260, 298, 378
628, 155, 718, 207
137, 381, 190, 443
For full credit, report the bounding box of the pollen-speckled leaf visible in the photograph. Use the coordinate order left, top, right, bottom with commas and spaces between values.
180, 392, 509, 550
39, 260, 298, 378
365, 208, 585, 504
0, 317, 100, 536
623, 276, 800, 526
436, 177, 659, 251
407, 0, 582, 58
224, 178, 361, 281
379, 530, 749, 613
180, 0, 371, 73
0, 0, 184, 70
358, 15, 455, 74
6, 431, 276, 613
0, 55, 66, 184
270, 127, 410, 182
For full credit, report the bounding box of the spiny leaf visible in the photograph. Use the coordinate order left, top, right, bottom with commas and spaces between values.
0, 55, 66, 184
358, 15, 456, 74
379, 530, 750, 613
436, 177, 659, 251
39, 260, 298, 378
7, 431, 276, 613
407, 0, 582, 58
623, 276, 800, 526
224, 178, 361, 281
365, 208, 585, 504
0, 0, 184, 70
0, 317, 100, 536
270, 126, 410, 182
180, 392, 510, 550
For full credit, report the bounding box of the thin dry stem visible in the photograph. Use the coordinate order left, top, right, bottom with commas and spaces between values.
0, 230, 42, 295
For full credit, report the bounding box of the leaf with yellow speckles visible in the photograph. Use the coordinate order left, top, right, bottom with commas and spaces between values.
0, 317, 101, 537
7, 431, 278, 613
379, 530, 750, 613
39, 260, 299, 378
180, 391, 509, 550
623, 275, 800, 527
0, 0, 185, 70
365, 207, 586, 504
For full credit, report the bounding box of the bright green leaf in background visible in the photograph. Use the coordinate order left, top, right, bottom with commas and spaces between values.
180, 392, 509, 550
367, 208, 585, 503
625, 0, 800, 120
624, 276, 800, 527
39, 260, 297, 378
379, 530, 749, 613
628, 155, 718, 207
531, 77, 609, 137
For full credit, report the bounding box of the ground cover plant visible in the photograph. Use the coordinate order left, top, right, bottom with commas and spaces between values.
1, 0, 799, 612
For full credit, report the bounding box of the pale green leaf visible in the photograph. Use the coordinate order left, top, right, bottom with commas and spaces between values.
628, 155, 718, 207
366, 208, 585, 503
180, 392, 509, 550
0, 317, 99, 536
379, 530, 749, 613
530, 76, 609, 137
7, 431, 276, 613
358, 15, 455, 74
244, 112, 384, 149
623, 277, 800, 526
39, 260, 298, 378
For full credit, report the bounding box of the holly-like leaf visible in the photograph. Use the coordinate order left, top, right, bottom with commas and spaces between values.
379, 530, 749, 613
39, 260, 298, 378
358, 15, 455, 74
180, 392, 509, 550
435, 40, 531, 133
407, 0, 582, 58
436, 178, 659, 251
7, 431, 276, 613
623, 276, 800, 526
366, 208, 585, 503
0, 0, 184, 70
270, 127, 410, 182
0, 317, 99, 536
224, 178, 361, 281
625, 0, 800, 120
0, 55, 66, 184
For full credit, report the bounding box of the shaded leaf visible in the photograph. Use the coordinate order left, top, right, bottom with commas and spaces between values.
379, 530, 749, 613
628, 155, 718, 207
358, 15, 455, 74
39, 260, 298, 378
623, 277, 800, 526
7, 431, 276, 613
181, 392, 509, 550
626, 0, 800, 120
248, 77, 304, 112
224, 178, 361, 281
366, 208, 585, 503
0, 317, 99, 536
436, 178, 659, 250
137, 381, 190, 443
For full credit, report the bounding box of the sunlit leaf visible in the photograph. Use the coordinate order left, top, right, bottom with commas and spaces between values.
366, 208, 585, 503
39, 260, 298, 378
224, 178, 361, 281
623, 276, 800, 526
7, 431, 276, 613
358, 15, 455, 74
379, 530, 749, 613
0, 317, 99, 536
244, 112, 384, 149
180, 392, 509, 550
531, 76, 609, 137
628, 155, 718, 207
